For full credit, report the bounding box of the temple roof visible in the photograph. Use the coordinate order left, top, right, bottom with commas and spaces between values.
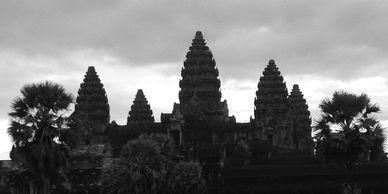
127, 89, 154, 125
195, 31, 203, 39
110, 123, 163, 135
87, 66, 96, 73
178, 31, 230, 121
289, 84, 310, 116
136, 89, 144, 97
254, 60, 289, 119
74, 66, 110, 133
289, 84, 313, 153
269, 59, 275, 66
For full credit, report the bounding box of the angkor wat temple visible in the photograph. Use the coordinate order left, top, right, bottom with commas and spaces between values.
70, 31, 314, 164
2, 31, 388, 194
80, 31, 314, 152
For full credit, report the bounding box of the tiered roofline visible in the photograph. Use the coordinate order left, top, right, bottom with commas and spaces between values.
179, 31, 228, 121
71, 32, 312, 153
73, 66, 110, 144
127, 89, 155, 125
289, 84, 313, 153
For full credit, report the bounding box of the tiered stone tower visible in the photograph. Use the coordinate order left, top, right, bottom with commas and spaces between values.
289, 84, 313, 153
253, 60, 293, 148
73, 66, 110, 144
179, 31, 231, 122
127, 89, 154, 125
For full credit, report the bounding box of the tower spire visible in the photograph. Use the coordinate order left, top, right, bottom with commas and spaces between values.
289, 84, 313, 153
253, 60, 291, 147
178, 31, 229, 121
195, 31, 203, 39
73, 66, 110, 144
127, 89, 154, 125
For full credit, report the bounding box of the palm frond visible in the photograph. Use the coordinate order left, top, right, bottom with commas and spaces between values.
314, 90, 386, 167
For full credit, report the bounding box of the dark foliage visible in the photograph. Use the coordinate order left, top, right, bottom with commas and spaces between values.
102, 134, 206, 194
8, 81, 74, 194
314, 91, 386, 193
314, 91, 385, 169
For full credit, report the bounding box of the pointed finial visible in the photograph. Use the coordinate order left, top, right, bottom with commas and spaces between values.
136, 89, 144, 97
269, 59, 275, 65
87, 66, 96, 72
195, 31, 203, 39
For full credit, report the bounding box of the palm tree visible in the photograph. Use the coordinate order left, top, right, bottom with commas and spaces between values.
8, 81, 74, 194
314, 91, 385, 193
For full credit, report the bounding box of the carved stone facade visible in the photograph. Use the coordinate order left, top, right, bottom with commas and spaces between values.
69, 144, 108, 193
161, 103, 184, 145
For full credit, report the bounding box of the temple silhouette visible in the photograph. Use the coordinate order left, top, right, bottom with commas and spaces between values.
63, 31, 318, 193
66, 31, 388, 194
2, 31, 388, 194
73, 31, 313, 152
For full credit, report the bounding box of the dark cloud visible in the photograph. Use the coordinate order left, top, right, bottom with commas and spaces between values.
1, 0, 388, 119
1, 0, 388, 80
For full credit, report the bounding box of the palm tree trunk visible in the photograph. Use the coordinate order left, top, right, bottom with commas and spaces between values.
28, 181, 34, 194
41, 176, 50, 194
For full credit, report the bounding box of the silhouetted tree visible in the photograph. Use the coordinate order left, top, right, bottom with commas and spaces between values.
8, 81, 74, 194
102, 134, 206, 194
314, 91, 386, 193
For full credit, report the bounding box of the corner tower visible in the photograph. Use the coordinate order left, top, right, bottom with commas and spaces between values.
289, 84, 313, 153
127, 89, 154, 125
179, 31, 230, 122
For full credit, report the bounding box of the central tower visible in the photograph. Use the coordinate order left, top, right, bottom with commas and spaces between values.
73, 66, 110, 144
179, 31, 230, 122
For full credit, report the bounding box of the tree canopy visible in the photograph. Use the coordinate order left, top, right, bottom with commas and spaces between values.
314, 91, 386, 169
102, 134, 206, 194
8, 81, 74, 194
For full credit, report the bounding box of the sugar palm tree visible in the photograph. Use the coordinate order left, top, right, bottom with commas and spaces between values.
8, 81, 74, 194
314, 91, 385, 193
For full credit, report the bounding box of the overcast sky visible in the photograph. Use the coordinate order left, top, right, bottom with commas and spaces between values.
1, 0, 388, 159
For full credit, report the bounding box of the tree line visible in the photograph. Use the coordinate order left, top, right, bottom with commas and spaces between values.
6, 81, 386, 194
